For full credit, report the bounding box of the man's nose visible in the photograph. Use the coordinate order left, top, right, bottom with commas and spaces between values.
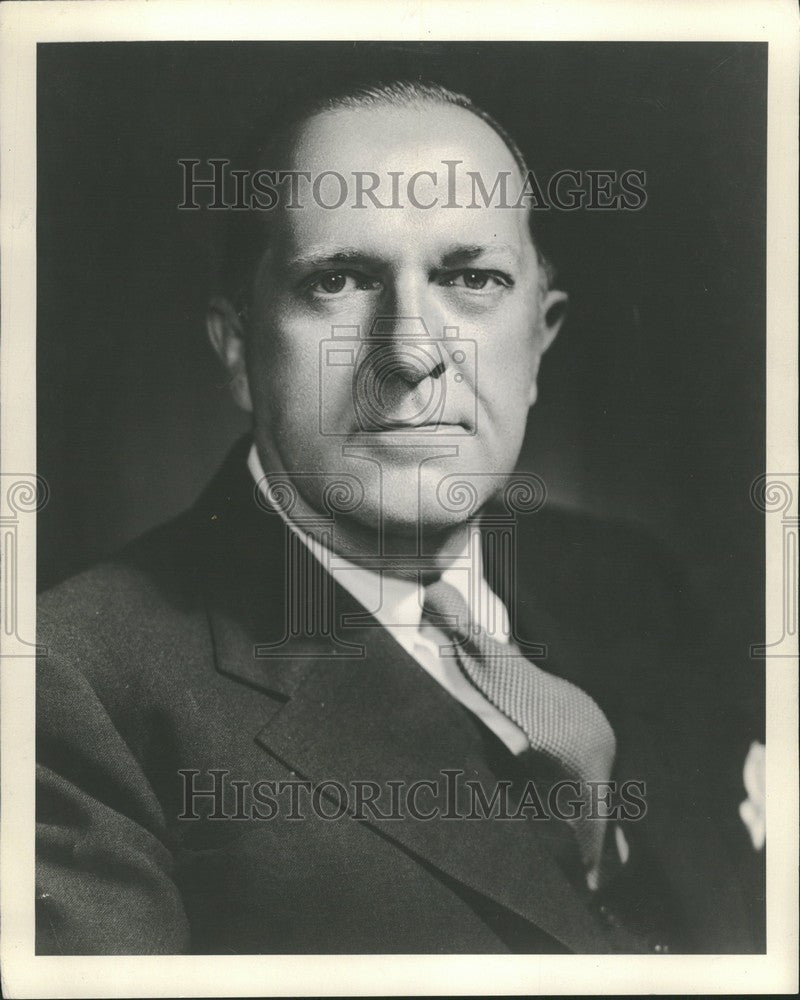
368, 280, 449, 386
367, 315, 447, 386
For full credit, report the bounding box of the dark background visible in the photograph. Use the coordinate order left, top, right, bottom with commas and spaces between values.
37, 42, 765, 735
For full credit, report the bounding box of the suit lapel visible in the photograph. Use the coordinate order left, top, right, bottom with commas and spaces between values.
195, 438, 364, 699
254, 610, 612, 954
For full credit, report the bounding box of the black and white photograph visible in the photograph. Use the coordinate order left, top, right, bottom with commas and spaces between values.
1, 1, 797, 996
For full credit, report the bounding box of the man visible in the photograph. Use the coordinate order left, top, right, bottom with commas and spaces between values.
36, 81, 763, 954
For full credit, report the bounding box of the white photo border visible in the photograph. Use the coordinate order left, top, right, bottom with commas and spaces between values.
1, 1, 797, 996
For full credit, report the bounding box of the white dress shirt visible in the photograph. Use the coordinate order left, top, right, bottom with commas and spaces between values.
247, 444, 530, 755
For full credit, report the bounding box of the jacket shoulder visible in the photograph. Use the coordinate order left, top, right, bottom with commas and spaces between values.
37, 509, 212, 693
515, 503, 703, 644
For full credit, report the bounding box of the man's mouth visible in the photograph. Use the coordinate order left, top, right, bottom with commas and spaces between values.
358, 419, 470, 433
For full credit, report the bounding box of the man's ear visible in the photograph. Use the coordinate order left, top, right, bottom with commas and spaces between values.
538, 288, 568, 355
207, 297, 253, 413
528, 288, 568, 406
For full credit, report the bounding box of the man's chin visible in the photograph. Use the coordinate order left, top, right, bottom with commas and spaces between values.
344, 498, 471, 545
346, 477, 493, 538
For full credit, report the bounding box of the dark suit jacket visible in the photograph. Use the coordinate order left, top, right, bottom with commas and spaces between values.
36, 437, 764, 954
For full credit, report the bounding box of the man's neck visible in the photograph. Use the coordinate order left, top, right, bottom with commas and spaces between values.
248, 441, 476, 580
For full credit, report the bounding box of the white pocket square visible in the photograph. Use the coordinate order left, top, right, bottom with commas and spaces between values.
739, 740, 765, 851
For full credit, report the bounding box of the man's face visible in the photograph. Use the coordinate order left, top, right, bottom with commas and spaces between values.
222, 102, 565, 536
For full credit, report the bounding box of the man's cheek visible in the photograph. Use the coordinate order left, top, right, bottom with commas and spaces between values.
264, 333, 322, 397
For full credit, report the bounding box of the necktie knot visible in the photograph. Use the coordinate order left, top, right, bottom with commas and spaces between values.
421, 579, 474, 642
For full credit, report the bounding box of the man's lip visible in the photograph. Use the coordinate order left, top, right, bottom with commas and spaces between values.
360, 421, 469, 432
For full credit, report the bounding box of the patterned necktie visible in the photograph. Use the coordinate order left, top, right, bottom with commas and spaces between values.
422, 579, 617, 887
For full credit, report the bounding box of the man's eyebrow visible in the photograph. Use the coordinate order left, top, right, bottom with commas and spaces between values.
283, 247, 379, 269
282, 244, 523, 270
439, 243, 521, 268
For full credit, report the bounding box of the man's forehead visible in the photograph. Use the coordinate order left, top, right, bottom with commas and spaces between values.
261, 102, 535, 266
289, 101, 523, 179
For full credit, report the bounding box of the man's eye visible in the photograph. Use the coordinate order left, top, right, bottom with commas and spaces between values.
310, 271, 380, 295
439, 270, 511, 291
